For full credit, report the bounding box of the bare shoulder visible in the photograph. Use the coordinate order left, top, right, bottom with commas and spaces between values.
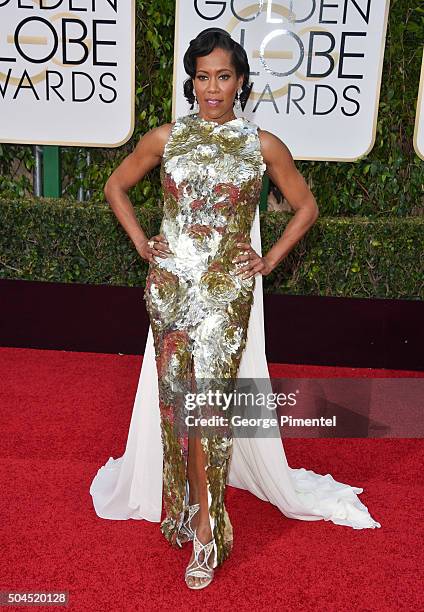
133, 121, 175, 160
151, 122, 175, 151
257, 128, 293, 166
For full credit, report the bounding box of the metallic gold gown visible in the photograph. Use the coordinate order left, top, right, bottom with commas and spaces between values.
143, 112, 266, 566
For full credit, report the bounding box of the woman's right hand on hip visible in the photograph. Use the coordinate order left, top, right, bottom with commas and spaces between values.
137, 234, 173, 263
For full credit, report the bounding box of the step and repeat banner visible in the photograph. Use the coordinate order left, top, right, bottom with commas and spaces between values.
0, 1, 421, 161
172, 0, 390, 161
413, 47, 424, 161
0, 0, 135, 147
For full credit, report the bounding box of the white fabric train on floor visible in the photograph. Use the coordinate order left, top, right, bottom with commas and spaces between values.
90, 205, 381, 530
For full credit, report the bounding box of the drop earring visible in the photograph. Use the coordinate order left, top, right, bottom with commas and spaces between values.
193, 94, 199, 112
234, 89, 242, 110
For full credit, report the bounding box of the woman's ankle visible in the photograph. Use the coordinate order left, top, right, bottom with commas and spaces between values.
195, 520, 213, 542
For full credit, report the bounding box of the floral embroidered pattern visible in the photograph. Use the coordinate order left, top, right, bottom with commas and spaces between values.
144, 112, 266, 567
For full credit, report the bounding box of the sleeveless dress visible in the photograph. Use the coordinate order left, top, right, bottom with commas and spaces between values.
143, 112, 267, 566
89, 114, 381, 565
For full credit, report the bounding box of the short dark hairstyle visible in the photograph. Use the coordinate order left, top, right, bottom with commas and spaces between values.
183, 28, 253, 111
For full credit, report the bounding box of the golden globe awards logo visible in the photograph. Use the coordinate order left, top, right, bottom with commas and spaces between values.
0, 0, 135, 146
174, 0, 390, 161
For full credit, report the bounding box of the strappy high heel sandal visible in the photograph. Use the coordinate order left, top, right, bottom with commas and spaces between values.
185, 529, 215, 590
176, 503, 200, 547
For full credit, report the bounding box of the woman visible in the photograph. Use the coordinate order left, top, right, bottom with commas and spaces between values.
90, 28, 381, 591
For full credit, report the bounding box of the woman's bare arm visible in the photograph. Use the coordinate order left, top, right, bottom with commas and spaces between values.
104, 123, 174, 262
234, 129, 319, 279
258, 129, 319, 271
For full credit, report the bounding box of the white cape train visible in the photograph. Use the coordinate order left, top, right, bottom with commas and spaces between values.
90, 206, 381, 530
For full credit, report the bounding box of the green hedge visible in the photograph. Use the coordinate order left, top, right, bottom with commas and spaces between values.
1, 198, 422, 299
0, 0, 423, 217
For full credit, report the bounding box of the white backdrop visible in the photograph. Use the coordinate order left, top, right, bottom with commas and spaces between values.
413, 47, 424, 161
0, 0, 134, 147
172, 0, 390, 161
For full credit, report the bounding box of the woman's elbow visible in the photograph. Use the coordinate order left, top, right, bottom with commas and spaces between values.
104, 178, 111, 201
104, 177, 120, 203
309, 194, 319, 221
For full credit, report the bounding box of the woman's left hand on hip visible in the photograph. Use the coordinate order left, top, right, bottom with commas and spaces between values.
233, 242, 274, 278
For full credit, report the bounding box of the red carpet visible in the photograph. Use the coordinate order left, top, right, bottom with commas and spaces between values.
0, 347, 422, 611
